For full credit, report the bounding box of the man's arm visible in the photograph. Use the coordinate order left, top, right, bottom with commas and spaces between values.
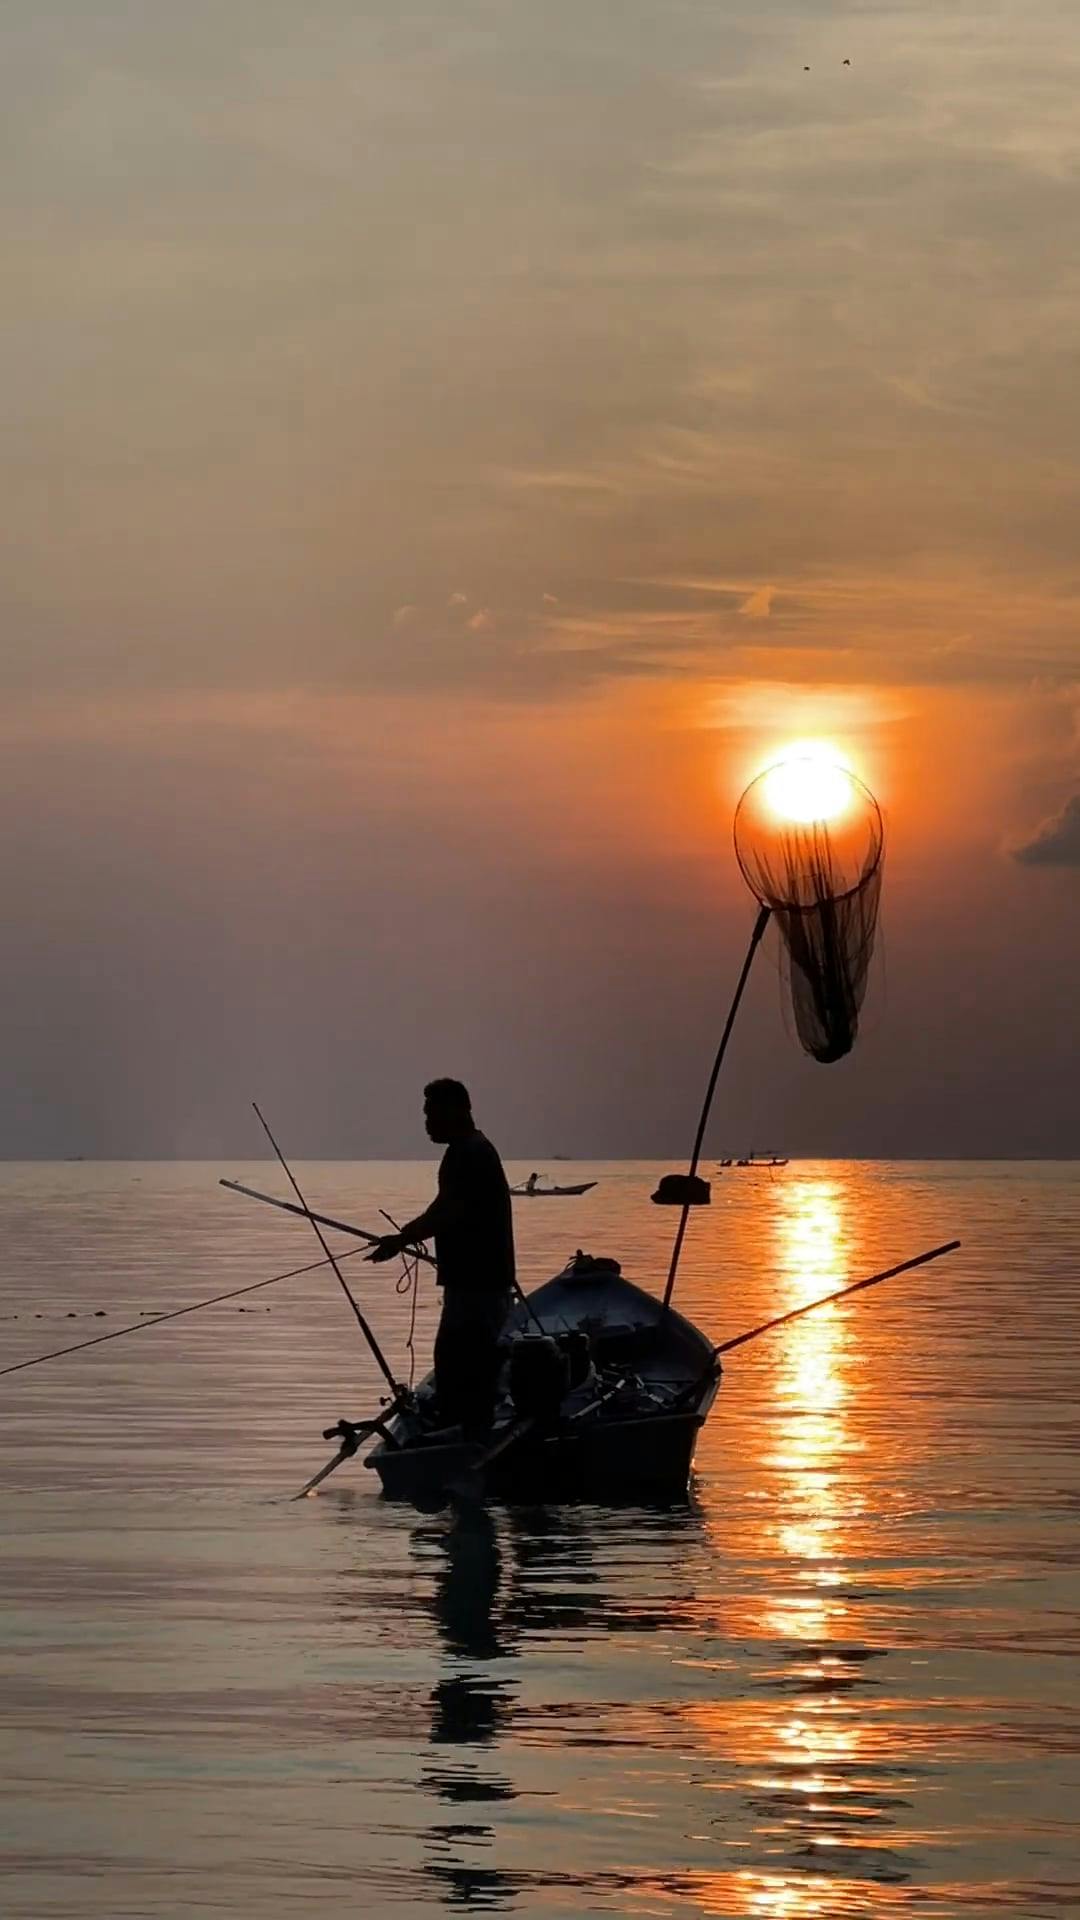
366, 1161, 466, 1262
366, 1198, 441, 1262
396, 1197, 445, 1245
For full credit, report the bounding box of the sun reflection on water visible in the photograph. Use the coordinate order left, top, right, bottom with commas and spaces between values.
692, 1174, 911, 1915
763, 1178, 856, 1638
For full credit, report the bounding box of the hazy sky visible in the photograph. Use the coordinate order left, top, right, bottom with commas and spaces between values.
4, 0, 1079, 1157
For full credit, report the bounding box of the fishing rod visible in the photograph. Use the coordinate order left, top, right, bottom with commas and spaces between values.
5, 1177, 431, 1386
662, 903, 770, 1310
668, 1238, 961, 1413
0, 1242, 373, 1382
220, 1179, 436, 1267
251, 1102, 402, 1394
712, 1238, 961, 1357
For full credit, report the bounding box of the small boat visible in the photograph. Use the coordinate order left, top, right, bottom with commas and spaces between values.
510, 1174, 597, 1197
733, 1151, 788, 1169
363, 1251, 720, 1505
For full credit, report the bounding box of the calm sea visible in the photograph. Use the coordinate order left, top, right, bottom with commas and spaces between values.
1, 1160, 1078, 1919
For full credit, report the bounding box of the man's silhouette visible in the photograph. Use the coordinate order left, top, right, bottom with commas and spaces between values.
368, 1079, 515, 1441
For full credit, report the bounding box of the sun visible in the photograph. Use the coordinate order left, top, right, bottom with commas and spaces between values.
760, 742, 855, 826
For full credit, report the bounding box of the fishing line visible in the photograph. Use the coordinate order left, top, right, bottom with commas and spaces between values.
380, 1209, 422, 1390
0, 1242, 373, 1382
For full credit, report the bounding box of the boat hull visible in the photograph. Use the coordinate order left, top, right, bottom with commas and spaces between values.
361, 1258, 721, 1507
367, 1385, 718, 1506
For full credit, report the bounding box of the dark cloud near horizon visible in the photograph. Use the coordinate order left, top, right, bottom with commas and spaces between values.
1011, 793, 1080, 868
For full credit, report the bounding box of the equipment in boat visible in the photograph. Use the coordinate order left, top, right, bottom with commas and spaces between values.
362, 1250, 718, 1504
652, 1173, 711, 1206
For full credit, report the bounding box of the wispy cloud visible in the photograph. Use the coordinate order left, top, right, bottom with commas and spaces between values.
739, 586, 775, 619
6, 0, 1080, 722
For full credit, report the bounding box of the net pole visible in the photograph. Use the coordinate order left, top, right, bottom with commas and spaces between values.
662, 903, 770, 1311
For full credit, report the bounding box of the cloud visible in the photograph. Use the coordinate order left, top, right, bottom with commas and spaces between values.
1010, 793, 1080, 867
739, 585, 775, 619
9, 0, 1080, 729
704, 680, 904, 735
467, 608, 496, 633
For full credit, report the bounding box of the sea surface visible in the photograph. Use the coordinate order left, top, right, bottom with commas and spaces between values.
1, 1160, 1078, 1919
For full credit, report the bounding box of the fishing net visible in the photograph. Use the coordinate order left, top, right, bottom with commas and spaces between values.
733, 761, 884, 1064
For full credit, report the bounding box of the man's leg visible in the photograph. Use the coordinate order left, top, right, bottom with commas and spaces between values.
433, 1302, 470, 1431
435, 1291, 509, 1442
464, 1291, 511, 1442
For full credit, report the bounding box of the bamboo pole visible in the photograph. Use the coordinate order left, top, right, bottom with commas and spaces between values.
662, 904, 771, 1310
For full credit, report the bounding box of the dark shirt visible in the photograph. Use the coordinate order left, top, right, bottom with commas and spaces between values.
431, 1131, 515, 1296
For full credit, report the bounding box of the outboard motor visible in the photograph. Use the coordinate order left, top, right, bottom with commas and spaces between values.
509, 1335, 570, 1424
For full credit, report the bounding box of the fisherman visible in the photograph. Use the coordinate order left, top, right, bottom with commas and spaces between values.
524, 1171, 539, 1194
367, 1079, 515, 1442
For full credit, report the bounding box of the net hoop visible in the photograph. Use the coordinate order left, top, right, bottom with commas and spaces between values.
733, 761, 884, 913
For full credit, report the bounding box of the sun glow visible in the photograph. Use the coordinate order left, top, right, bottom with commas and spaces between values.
759, 742, 855, 826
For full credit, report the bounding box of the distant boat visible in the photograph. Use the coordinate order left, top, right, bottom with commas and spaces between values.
732, 1151, 789, 1170
510, 1172, 598, 1197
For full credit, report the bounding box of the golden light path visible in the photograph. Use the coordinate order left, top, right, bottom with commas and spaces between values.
687, 1174, 890, 1918
736, 1177, 884, 1919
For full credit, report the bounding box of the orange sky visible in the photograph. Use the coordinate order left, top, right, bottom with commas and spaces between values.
2, 1, 1078, 1154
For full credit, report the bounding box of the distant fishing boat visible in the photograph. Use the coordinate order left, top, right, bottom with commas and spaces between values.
732, 1151, 789, 1169
510, 1172, 597, 1197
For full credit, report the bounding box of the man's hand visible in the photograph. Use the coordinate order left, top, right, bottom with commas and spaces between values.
366, 1234, 405, 1264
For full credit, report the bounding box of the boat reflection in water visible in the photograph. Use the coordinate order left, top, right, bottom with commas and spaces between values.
417, 1502, 715, 1912
418, 1508, 518, 1910
318, 1171, 940, 1916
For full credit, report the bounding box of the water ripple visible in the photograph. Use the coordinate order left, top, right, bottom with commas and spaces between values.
2, 1159, 1079, 1917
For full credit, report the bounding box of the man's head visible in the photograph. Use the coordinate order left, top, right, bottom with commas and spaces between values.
423, 1078, 474, 1143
